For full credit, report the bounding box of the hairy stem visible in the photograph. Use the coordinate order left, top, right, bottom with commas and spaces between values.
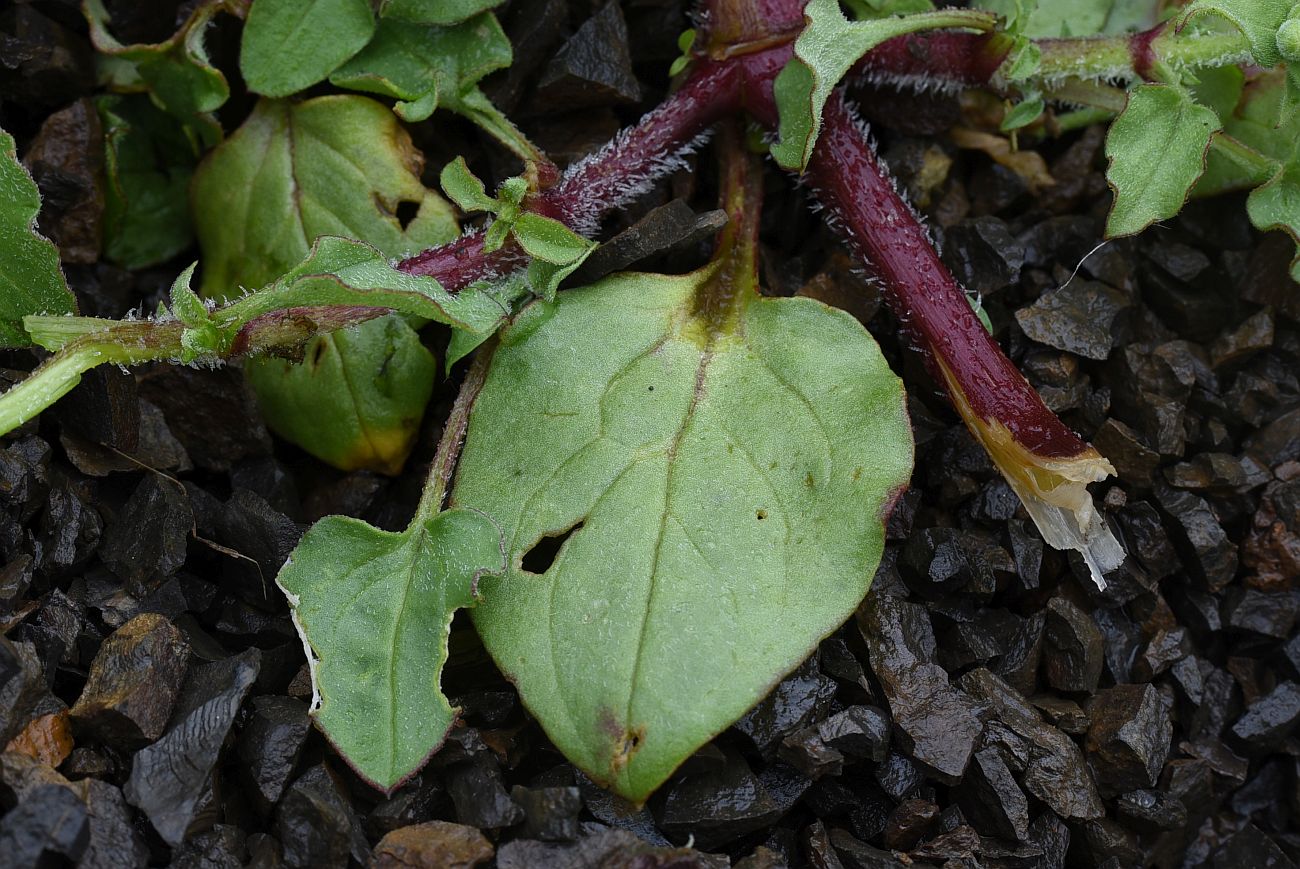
417, 343, 493, 521
397, 60, 742, 289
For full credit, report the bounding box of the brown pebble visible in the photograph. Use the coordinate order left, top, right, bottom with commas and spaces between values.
369, 820, 494, 869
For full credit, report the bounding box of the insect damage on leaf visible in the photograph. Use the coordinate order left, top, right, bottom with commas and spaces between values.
276, 507, 505, 793
451, 255, 913, 802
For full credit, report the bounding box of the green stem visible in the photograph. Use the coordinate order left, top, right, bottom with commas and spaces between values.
1031, 24, 1251, 84
415, 342, 494, 522
455, 90, 555, 174
0, 322, 182, 436
1202, 131, 1278, 191
1051, 106, 1114, 133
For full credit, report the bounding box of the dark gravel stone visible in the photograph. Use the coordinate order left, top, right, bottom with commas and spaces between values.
882, 797, 939, 851
735, 656, 837, 755
1093, 418, 1160, 486
955, 746, 1030, 841
960, 668, 1103, 820
0, 5, 96, 108
1210, 825, 1296, 869
1132, 627, 1191, 682
1154, 483, 1238, 590
940, 216, 1023, 295
23, 97, 103, 264
99, 474, 192, 595
1015, 280, 1129, 360
0, 782, 88, 866
533, 1, 640, 112
576, 771, 669, 846
1043, 598, 1103, 693
828, 827, 917, 869
170, 824, 244, 869
136, 365, 271, 472
70, 612, 190, 747
124, 648, 261, 846
1025, 812, 1070, 866
1231, 682, 1300, 754
1225, 589, 1300, 640
657, 745, 784, 850
0, 637, 45, 746
1085, 684, 1173, 796
498, 827, 719, 869
571, 201, 727, 285
370, 820, 493, 869
512, 785, 582, 842
1076, 817, 1143, 866
276, 764, 369, 869
447, 754, 524, 830
1210, 307, 1274, 367
858, 595, 982, 783
1115, 788, 1187, 833
236, 695, 310, 815
78, 778, 149, 869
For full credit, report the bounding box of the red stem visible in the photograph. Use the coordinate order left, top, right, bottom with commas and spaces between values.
397, 60, 742, 290
737, 42, 1088, 458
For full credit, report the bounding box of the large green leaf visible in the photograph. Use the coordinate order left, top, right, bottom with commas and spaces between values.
85, 0, 231, 125
1104, 84, 1222, 237
0, 130, 77, 348
379, 0, 503, 25
240, 0, 376, 98
277, 507, 504, 792
1195, 68, 1300, 195
330, 13, 513, 123
190, 95, 460, 472
97, 96, 199, 269
771, 0, 993, 171
192, 95, 456, 297
452, 267, 913, 802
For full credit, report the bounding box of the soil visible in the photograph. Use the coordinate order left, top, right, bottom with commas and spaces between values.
2, 1, 1300, 867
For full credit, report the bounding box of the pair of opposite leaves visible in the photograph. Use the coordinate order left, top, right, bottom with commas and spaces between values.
277, 252, 914, 801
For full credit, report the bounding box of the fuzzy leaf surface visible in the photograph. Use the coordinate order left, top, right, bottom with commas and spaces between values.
1179, 0, 1293, 67
379, 0, 503, 25
772, 0, 993, 170
1104, 84, 1221, 237
0, 130, 76, 347
240, 0, 376, 98
277, 508, 504, 793
98, 96, 199, 269
330, 13, 512, 122
452, 268, 913, 802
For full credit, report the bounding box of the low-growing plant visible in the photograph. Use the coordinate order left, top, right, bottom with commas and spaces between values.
2, 0, 1297, 801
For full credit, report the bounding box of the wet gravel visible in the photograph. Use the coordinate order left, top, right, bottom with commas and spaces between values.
3, 0, 1300, 866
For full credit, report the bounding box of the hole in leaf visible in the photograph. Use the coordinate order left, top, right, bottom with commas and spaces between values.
756, 509, 767, 521
395, 200, 420, 231
521, 520, 584, 574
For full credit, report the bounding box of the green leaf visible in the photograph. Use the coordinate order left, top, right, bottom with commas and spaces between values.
0, 130, 77, 347
248, 316, 436, 474
1179, 0, 1293, 68
191, 95, 457, 299
1104, 84, 1221, 237
276, 507, 504, 792
452, 267, 913, 802
974, 0, 1163, 37
440, 158, 498, 214
84, 0, 231, 123
1001, 95, 1045, 130
378, 0, 503, 25
1246, 158, 1300, 281
224, 236, 504, 336
511, 213, 595, 265
445, 275, 530, 371
330, 13, 513, 123
190, 95, 460, 472
771, 1, 994, 171
1195, 68, 1300, 195
240, 0, 376, 98
97, 96, 199, 269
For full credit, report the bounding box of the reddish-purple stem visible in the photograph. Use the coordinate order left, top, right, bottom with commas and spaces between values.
398, 61, 742, 290
736, 43, 1088, 458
